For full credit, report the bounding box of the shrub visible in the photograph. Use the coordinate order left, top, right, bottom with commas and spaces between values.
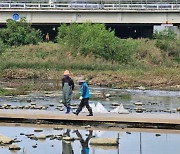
0, 38, 6, 54
153, 29, 180, 60
0, 18, 42, 46
57, 23, 137, 64
134, 39, 163, 65
153, 29, 177, 40
115, 39, 138, 63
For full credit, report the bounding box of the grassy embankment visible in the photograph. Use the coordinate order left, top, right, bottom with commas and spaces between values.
0, 39, 179, 96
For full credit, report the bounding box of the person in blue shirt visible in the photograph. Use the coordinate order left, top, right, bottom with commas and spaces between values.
74, 130, 93, 154
73, 77, 93, 116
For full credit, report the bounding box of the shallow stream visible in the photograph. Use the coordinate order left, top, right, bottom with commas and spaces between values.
0, 86, 180, 114
0, 124, 180, 154
0, 79, 180, 153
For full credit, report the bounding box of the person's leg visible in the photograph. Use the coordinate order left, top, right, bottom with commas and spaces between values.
63, 84, 71, 113
62, 91, 67, 107
65, 92, 72, 113
63, 93, 70, 113
85, 98, 93, 116
74, 99, 85, 115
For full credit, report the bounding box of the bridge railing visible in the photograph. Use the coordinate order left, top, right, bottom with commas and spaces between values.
0, 2, 180, 10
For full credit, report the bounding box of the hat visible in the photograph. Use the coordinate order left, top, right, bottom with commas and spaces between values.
78, 76, 85, 83
64, 70, 70, 76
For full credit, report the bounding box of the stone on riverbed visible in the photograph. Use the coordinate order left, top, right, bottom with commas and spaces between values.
37, 135, 46, 140
27, 99, 31, 103
57, 105, 63, 108
105, 93, 111, 98
25, 106, 30, 109
0, 134, 13, 144
85, 125, 91, 129
34, 129, 43, 132
31, 103, 36, 106
177, 107, 180, 112
90, 138, 118, 146
9, 144, 21, 151
136, 86, 146, 90
25, 134, 34, 137
155, 133, 161, 137
42, 106, 48, 110
56, 107, 64, 111
111, 103, 119, 106
135, 107, 146, 113
32, 145, 37, 148
134, 102, 143, 106
29, 135, 38, 140
53, 127, 63, 130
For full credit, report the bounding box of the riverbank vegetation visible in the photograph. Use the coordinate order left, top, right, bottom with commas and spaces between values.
0, 22, 179, 90
0, 18, 42, 46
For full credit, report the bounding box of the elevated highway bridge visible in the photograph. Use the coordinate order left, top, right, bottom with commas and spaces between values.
0, 0, 180, 39
0, 0, 180, 24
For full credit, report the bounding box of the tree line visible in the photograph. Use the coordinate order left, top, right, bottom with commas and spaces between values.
0, 18, 179, 65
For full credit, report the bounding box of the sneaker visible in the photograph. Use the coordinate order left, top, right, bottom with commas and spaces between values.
86, 114, 93, 116
73, 112, 78, 115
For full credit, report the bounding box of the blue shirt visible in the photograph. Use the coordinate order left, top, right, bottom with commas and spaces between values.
81, 82, 90, 99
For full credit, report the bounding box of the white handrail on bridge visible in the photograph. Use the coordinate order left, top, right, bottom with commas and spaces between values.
0, 2, 180, 10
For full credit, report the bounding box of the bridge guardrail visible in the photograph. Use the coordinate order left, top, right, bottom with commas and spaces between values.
0, 2, 180, 10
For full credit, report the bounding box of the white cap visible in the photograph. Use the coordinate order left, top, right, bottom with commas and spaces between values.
78, 76, 85, 83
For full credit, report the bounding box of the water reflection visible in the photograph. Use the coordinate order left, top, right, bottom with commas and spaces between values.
0, 124, 180, 154
74, 130, 93, 154
62, 129, 74, 154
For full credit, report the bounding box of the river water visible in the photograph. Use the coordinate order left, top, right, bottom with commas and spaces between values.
0, 85, 179, 114
0, 124, 180, 154
0, 79, 180, 153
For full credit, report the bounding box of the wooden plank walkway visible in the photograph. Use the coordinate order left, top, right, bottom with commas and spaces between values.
0, 109, 180, 125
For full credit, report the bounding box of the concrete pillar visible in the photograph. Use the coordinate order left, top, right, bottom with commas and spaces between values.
154, 24, 180, 38
172, 25, 180, 38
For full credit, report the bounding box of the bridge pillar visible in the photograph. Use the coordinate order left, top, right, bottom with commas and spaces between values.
154, 24, 180, 38
173, 25, 180, 38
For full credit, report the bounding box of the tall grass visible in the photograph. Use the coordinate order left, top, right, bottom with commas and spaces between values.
0, 42, 122, 71
0, 42, 179, 88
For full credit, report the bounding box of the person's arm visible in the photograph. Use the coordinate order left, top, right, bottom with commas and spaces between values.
75, 130, 83, 139
70, 79, 75, 91
82, 85, 87, 97
62, 78, 64, 88
85, 130, 93, 143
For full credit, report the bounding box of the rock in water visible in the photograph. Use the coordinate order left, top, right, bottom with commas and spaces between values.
0, 134, 13, 144
9, 144, 21, 150
90, 138, 118, 146
34, 129, 43, 132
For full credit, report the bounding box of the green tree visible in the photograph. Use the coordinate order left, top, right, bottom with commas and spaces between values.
0, 38, 6, 54
0, 18, 42, 46
57, 23, 137, 63
153, 29, 177, 40
153, 29, 180, 60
